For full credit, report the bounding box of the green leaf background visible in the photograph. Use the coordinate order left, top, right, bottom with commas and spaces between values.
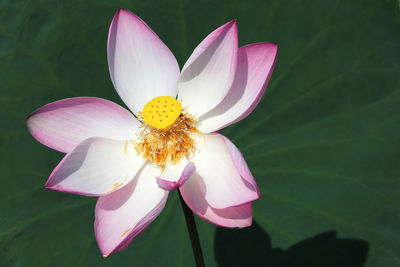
1, 0, 399, 266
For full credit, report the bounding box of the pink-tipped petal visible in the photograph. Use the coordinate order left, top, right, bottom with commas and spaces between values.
178, 20, 238, 117
197, 43, 278, 133
108, 9, 180, 114
180, 178, 252, 228
156, 178, 178, 191
45, 137, 145, 196
156, 159, 195, 191
95, 164, 168, 257
26, 97, 140, 153
186, 134, 259, 209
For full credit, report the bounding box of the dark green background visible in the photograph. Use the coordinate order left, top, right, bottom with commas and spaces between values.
1, 0, 399, 266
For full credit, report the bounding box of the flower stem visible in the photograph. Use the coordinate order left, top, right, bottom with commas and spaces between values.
178, 191, 205, 267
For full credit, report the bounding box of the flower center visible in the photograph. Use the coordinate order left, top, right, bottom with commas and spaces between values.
142, 96, 182, 130
135, 96, 199, 169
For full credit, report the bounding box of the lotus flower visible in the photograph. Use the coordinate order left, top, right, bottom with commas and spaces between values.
26, 9, 277, 257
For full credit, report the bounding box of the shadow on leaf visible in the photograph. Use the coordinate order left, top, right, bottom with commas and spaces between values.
214, 221, 368, 267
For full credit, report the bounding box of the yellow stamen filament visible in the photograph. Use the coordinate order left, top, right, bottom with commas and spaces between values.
111, 183, 123, 192
121, 228, 131, 237
124, 141, 128, 156
135, 97, 199, 169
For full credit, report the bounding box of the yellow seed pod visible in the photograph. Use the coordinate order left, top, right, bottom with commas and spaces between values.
142, 96, 182, 129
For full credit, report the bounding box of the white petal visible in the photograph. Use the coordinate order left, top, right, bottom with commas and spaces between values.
178, 20, 238, 117
180, 180, 253, 228
108, 9, 180, 114
26, 97, 139, 153
197, 43, 277, 133
184, 134, 259, 209
45, 137, 145, 196
95, 164, 168, 257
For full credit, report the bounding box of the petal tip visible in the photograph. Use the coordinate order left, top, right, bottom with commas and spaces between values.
271, 42, 278, 51
117, 8, 129, 14
218, 19, 237, 32
228, 19, 237, 25
227, 19, 238, 31
43, 178, 55, 190
43, 183, 59, 192
156, 177, 178, 191
113, 8, 137, 23
43, 183, 69, 194
112, 8, 122, 20
265, 42, 278, 51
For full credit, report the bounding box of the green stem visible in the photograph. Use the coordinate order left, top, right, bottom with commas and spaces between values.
179, 191, 205, 267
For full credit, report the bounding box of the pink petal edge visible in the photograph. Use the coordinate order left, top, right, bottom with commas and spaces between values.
26, 97, 139, 153
197, 42, 278, 133
101, 193, 168, 257
219, 133, 260, 198
179, 180, 253, 228
231, 43, 278, 126
178, 20, 238, 117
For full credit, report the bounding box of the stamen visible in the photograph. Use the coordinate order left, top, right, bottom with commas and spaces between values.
135, 101, 199, 169
121, 228, 131, 237
107, 182, 124, 194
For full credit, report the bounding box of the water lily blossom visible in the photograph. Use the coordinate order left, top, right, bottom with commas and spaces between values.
26, 9, 277, 257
